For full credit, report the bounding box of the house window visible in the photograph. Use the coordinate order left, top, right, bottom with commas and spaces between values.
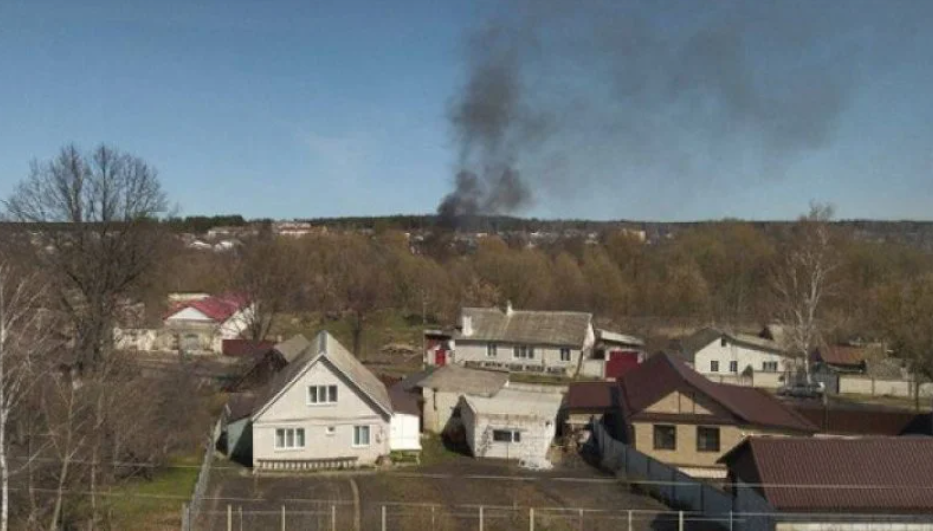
274, 428, 305, 450
325, 426, 336, 436
308, 385, 338, 405
729, 361, 738, 373
353, 425, 370, 447
696, 426, 720, 453
653, 425, 676, 450
492, 429, 521, 443
720, 337, 727, 347
513, 346, 535, 359
560, 348, 571, 362
710, 361, 719, 373
486, 344, 497, 357
762, 361, 779, 372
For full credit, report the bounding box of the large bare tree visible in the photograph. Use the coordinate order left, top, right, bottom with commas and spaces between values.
875, 273, 933, 410
771, 203, 839, 380
4, 144, 169, 371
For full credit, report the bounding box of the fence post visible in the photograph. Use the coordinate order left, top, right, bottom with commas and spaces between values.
227, 504, 232, 531
529, 508, 534, 531
729, 510, 733, 531
331, 505, 336, 531
281, 505, 285, 531
181, 503, 188, 531
431, 505, 436, 528
678, 510, 684, 531
627, 510, 632, 531
578, 508, 584, 531
381, 505, 387, 531
479, 505, 484, 531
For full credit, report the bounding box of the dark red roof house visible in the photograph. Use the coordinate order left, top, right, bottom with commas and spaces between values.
720, 437, 933, 521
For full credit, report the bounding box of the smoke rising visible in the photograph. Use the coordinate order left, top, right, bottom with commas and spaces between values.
437, 0, 905, 225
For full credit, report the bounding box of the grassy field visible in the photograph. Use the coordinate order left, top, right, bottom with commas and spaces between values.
106, 453, 202, 531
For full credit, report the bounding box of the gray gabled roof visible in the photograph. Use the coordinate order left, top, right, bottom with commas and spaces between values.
274, 334, 312, 363
252, 331, 392, 420
415, 364, 508, 397
456, 307, 592, 347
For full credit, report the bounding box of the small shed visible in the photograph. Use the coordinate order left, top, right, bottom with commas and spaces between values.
459, 388, 563, 468
415, 364, 509, 434
387, 377, 423, 452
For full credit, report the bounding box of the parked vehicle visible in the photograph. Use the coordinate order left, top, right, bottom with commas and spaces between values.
777, 380, 826, 399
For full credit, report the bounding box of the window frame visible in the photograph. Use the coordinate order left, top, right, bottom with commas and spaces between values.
710, 360, 719, 373
762, 361, 779, 372
486, 344, 497, 357
696, 426, 721, 453
729, 360, 738, 373
492, 429, 521, 443
513, 345, 536, 360
352, 425, 371, 448
307, 384, 338, 405
274, 427, 306, 451
559, 347, 572, 362
652, 424, 677, 451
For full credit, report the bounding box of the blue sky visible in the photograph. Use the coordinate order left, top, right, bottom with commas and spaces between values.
1, 0, 931, 221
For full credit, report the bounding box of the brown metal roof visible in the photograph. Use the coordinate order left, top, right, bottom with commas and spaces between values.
813, 345, 866, 367
792, 403, 928, 436
720, 437, 933, 513
564, 381, 620, 411
619, 353, 816, 433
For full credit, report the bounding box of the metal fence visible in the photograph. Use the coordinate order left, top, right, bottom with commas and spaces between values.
182, 415, 224, 531
590, 421, 733, 519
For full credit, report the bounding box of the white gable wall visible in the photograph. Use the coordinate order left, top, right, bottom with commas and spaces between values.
694, 339, 790, 377
252, 358, 390, 466
390, 413, 421, 451
165, 306, 213, 323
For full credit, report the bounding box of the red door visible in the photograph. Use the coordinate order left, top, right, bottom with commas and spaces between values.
434, 349, 447, 366
605, 350, 639, 379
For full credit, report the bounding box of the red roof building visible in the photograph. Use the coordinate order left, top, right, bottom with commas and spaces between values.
721, 437, 933, 516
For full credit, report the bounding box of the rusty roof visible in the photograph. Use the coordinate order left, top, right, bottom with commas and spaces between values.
720, 437, 933, 513
619, 353, 816, 433
813, 345, 867, 367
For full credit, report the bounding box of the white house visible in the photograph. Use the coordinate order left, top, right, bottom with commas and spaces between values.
428, 303, 616, 378
163, 294, 255, 353
676, 327, 793, 387
414, 364, 510, 435
250, 331, 395, 469
459, 388, 563, 469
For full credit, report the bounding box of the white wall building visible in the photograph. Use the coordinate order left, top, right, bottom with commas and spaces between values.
460, 388, 563, 469
250, 331, 394, 469
677, 327, 794, 382
430, 303, 608, 378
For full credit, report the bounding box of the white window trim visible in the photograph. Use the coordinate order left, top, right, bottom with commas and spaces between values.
492, 428, 522, 443
352, 425, 371, 448
274, 427, 306, 452
307, 384, 338, 406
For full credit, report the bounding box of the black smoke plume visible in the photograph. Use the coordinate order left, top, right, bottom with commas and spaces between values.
437, 0, 927, 225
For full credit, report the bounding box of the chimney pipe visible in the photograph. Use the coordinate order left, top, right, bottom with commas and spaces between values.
462, 315, 473, 337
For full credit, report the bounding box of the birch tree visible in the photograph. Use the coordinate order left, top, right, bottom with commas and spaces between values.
771, 203, 839, 381
0, 265, 51, 531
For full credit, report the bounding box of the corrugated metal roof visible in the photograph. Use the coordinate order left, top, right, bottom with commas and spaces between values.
619, 353, 816, 433
457, 307, 592, 347
721, 437, 933, 513
813, 345, 867, 367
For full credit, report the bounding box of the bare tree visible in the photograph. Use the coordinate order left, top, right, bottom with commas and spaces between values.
0, 264, 51, 531
771, 203, 839, 380
4, 144, 169, 371
875, 273, 933, 410
229, 235, 302, 341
